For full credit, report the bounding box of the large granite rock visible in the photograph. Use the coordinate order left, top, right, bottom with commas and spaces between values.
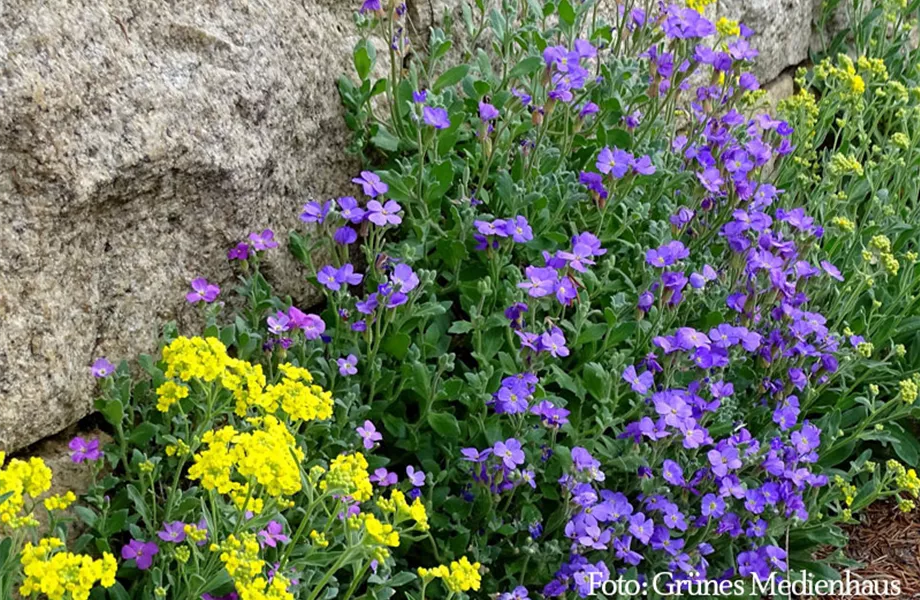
0, 0, 364, 450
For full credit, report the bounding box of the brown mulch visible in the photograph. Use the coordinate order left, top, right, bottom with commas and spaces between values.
814, 502, 920, 599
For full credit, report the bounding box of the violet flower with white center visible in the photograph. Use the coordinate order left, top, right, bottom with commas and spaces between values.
186, 278, 220, 303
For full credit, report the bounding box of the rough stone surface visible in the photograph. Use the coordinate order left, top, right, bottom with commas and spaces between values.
0, 0, 365, 451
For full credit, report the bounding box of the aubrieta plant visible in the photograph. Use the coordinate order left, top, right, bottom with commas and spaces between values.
1, 0, 919, 599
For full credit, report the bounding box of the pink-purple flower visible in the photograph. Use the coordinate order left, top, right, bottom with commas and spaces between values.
186, 278, 220, 304
69, 436, 102, 463
357, 420, 382, 449
366, 200, 403, 226
91, 357, 115, 378
121, 539, 159, 570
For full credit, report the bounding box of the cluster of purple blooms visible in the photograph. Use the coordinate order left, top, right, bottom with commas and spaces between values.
473, 215, 533, 249
488, 373, 571, 428
356, 420, 427, 499
510, 232, 606, 313
301, 171, 402, 246
542, 40, 597, 103
461, 438, 537, 496
264, 305, 327, 351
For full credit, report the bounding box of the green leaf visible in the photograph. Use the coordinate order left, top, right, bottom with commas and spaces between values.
371, 127, 400, 152
353, 39, 376, 80
508, 56, 543, 79
558, 0, 575, 26
583, 362, 609, 400
427, 412, 461, 439
433, 65, 470, 93
382, 333, 411, 360
448, 321, 474, 334
128, 423, 158, 446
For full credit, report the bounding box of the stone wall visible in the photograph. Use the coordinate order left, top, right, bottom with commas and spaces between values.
0, 0, 835, 453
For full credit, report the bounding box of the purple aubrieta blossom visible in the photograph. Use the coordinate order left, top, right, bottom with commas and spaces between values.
579, 171, 608, 199
504, 216, 533, 243
596, 146, 633, 179
531, 400, 570, 429
540, 328, 570, 358
227, 242, 251, 261
258, 521, 290, 549
157, 521, 187, 544
498, 586, 530, 600
360, 0, 381, 12
461, 447, 493, 462
337, 264, 364, 287
662, 6, 715, 39
366, 199, 403, 226
628, 512, 654, 544
357, 420, 382, 449
555, 276, 577, 305
700, 493, 726, 518
820, 260, 844, 282
301, 200, 333, 224
406, 465, 426, 487
579, 102, 599, 119
631, 155, 656, 175
334, 226, 358, 245
337, 354, 358, 376
121, 539, 158, 570
370, 468, 398, 486
412, 89, 428, 103
337, 196, 366, 224
267, 311, 291, 335
518, 266, 558, 298
622, 365, 654, 395
493, 438, 526, 469
390, 263, 419, 293
91, 357, 115, 378
707, 446, 742, 477
479, 101, 500, 122
317, 265, 341, 291
661, 460, 685, 486
300, 314, 326, 340
645, 240, 688, 268
249, 229, 278, 251
352, 171, 389, 198
69, 437, 102, 463
422, 106, 451, 129
186, 278, 220, 304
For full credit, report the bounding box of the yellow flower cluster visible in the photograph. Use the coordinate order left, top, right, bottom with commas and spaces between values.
165, 439, 190, 457
831, 216, 855, 232
309, 530, 329, 547
156, 380, 189, 413
685, 0, 714, 12
188, 416, 304, 499
891, 132, 910, 151
163, 336, 230, 383
0, 453, 53, 528
161, 336, 333, 424
214, 534, 294, 600
418, 556, 482, 593
857, 56, 889, 82
376, 488, 430, 531
833, 475, 857, 507
43, 491, 77, 512
815, 55, 865, 101
20, 538, 116, 600
715, 17, 740, 37
856, 342, 874, 358
887, 460, 920, 511
865, 235, 901, 276
899, 379, 918, 404
259, 364, 333, 422
828, 153, 864, 177
321, 452, 373, 502
362, 513, 400, 562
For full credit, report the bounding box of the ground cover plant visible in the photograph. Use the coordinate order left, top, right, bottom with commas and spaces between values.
1, 0, 920, 599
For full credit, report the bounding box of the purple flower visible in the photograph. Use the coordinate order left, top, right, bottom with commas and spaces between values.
121, 539, 158, 570
228, 242, 251, 261
493, 438, 526, 469
357, 420, 382, 449
352, 171, 389, 198
360, 0, 381, 13
631, 155, 656, 175
300, 314, 326, 340
334, 226, 358, 245
661, 460, 685, 486
540, 329, 570, 358
628, 512, 654, 544
249, 229, 278, 251
412, 90, 428, 103
336, 196, 365, 224
69, 437, 102, 463
579, 102, 599, 119
503, 216, 533, 243
390, 263, 420, 293
622, 365, 654, 395
423, 106, 451, 129
596, 146, 633, 179
258, 521, 290, 549
317, 265, 342, 291
301, 200, 332, 224
337, 263, 364, 287
820, 260, 844, 282
337, 354, 359, 377
370, 468, 398, 486
91, 358, 115, 378
186, 278, 220, 304
479, 101, 500, 122
701, 493, 725, 518
157, 521, 187, 543
366, 200, 403, 226
267, 311, 291, 335
406, 465, 426, 487
518, 266, 558, 298
707, 447, 742, 477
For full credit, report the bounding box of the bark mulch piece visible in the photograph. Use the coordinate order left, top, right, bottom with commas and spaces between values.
815, 502, 920, 599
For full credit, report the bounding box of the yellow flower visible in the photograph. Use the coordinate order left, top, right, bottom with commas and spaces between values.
309, 530, 329, 548
19, 538, 116, 600
321, 453, 373, 502
156, 380, 189, 413
1, 456, 53, 528
43, 491, 77, 512
715, 17, 740, 37
259, 364, 333, 422
899, 379, 918, 404
162, 336, 231, 383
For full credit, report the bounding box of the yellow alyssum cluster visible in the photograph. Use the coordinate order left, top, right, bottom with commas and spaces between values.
258, 363, 333, 422
418, 556, 482, 593
900, 379, 918, 404
320, 452, 373, 502
715, 17, 740, 37
814, 54, 865, 100
43, 491, 77, 512
831, 216, 855, 232
187, 415, 304, 499
828, 153, 864, 177
361, 513, 400, 562
160, 336, 332, 423
0, 452, 53, 528
864, 235, 901, 276
376, 488, 430, 532
833, 475, 857, 508
19, 537, 117, 600
685, 0, 714, 12
214, 534, 294, 600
